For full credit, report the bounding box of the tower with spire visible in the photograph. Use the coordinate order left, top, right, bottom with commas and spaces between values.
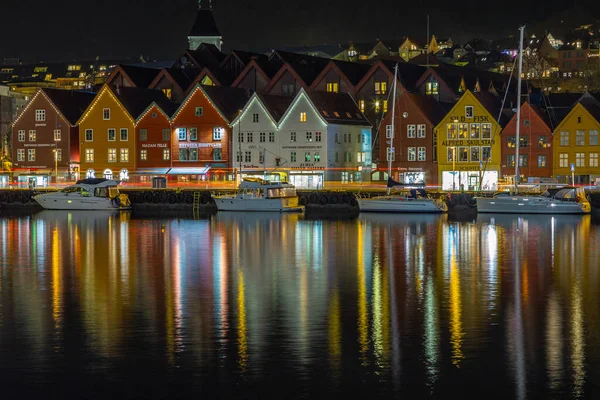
188, 0, 223, 51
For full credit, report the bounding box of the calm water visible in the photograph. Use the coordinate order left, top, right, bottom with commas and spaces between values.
0, 209, 599, 399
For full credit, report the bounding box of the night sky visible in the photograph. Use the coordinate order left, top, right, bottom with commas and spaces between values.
1, 0, 598, 64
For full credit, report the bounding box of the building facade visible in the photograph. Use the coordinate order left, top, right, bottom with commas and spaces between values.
434, 90, 503, 190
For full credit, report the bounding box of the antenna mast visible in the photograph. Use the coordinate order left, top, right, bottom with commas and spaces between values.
426, 14, 430, 67
515, 25, 525, 193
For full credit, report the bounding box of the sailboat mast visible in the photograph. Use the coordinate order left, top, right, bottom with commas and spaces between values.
388, 63, 399, 195
515, 25, 525, 193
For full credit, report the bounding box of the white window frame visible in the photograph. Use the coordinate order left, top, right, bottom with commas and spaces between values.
103, 108, 110, 120
108, 128, 116, 141
162, 149, 170, 161
108, 148, 117, 162
85, 148, 94, 162
140, 149, 148, 160
407, 125, 416, 138
18, 130, 25, 142
417, 146, 426, 161
408, 147, 416, 161
17, 149, 25, 161
35, 109, 46, 121
120, 148, 129, 162
54, 129, 61, 141
465, 106, 474, 118
28, 149, 36, 161
213, 127, 223, 141
85, 129, 93, 142
120, 128, 128, 141
29, 130, 36, 142
417, 124, 426, 138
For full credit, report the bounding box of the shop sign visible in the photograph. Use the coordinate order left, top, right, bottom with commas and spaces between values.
441, 140, 495, 146
179, 142, 222, 148
447, 115, 490, 123
141, 143, 168, 148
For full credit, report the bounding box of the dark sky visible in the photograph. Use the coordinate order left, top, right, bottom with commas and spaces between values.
0, 0, 597, 64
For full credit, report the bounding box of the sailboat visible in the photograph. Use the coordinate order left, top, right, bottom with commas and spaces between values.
475, 26, 591, 215
356, 63, 448, 213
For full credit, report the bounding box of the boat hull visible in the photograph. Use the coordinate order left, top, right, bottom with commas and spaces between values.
476, 196, 590, 214
34, 194, 130, 211
357, 197, 447, 213
214, 197, 303, 212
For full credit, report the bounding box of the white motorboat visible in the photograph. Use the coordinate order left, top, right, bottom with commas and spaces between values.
476, 186, 591, 214
357, 180, 448, 213
33, 178, 132, 210
213, 177, 303, 212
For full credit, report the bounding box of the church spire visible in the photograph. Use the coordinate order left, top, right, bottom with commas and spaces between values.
188, 0, 221, 50
198, 0, 212, 10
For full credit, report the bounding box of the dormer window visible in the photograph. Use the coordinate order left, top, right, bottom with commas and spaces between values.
300, 112, 307, 122
374, 81, 387, 95
465, 106, 474, 118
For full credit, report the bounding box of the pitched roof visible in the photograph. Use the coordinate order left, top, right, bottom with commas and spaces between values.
201, 85, 253, 122
112, 86, 175, 119
580, 92, 600, 121
306, 90, 371, 126
165, 67, 201, 91
188, 9, 221, 37
331, 60, 372, 86
272, 50, 330, 85
256, 94, 294, 123
405, 92, 448, 125
228, 50, 269, 66
118, 64, 162, 88
42, 88, 96, 125
408, 53, 441, 67
379, 59, 427, 91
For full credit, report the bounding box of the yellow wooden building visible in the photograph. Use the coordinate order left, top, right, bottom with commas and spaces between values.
434, 90, 503, 191
552, 98, 600, 184
76, 84, 137, 181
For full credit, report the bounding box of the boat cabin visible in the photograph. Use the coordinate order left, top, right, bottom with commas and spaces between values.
236, 178, 298, 199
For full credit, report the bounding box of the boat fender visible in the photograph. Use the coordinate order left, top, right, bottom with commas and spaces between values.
159, 191, 168, 202
319, 195, 328, 205
349, 198, 358, 206
7, 193, 15, 203
168, 194, 177, 204
20, 193, 30, 203
177, 193, 185, 203
299, 195, 308, 205
329, 194, 338, 204
308, 193, 317, 203
200, 194, 209, 204
144, 192, 153, 203
0, 192, 6, 202
184, 194, 194, 204
152, 193, 161, 203
341, 194, 350, 203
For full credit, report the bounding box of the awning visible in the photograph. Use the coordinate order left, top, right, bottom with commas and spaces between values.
167, 166, 211, 175
130, 168, 171, 176
12, 168, 52, 175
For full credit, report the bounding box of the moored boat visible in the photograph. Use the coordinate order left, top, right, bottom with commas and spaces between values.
33, 178, 131, 210
213, 177, 303, 212
476, 186, 591, 214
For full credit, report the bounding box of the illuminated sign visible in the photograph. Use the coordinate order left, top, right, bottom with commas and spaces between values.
179, 142, 222, 148
441, 140, 495, 146
141, 143, 168, 148
447, 115, 490, 123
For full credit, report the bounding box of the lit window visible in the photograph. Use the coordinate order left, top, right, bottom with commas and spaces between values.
300, 112, 307, 122
481, 123, 492, 139
163, 149, 170, 160
85, 148, 94, 162
576, 130, 585, 145
314, 152, 321, 162
559, 153, 568, 167
590, 153, 598, 167
383, 100, 388, 113
304, 152, 311, 162
140, 149, 148, 160
35, 109, 45, 121
359, 100, 365, 112
178, 128, 187, 141
326, 82, 339, 93
375, 101, 380, 113
162, 88, 172, 99
375, 81, 387, 94
560, 131, 569, 146
120, 148, 129, 162
576, 153, 585, 167
108, 148, 117, 162
29, 130, 36, 141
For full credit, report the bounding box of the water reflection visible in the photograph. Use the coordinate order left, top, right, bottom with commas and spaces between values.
0, 210, 598, 398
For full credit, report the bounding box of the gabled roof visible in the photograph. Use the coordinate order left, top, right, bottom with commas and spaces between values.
188, 9, 221, 37
405, 92, 449, 125
354, 60, 425, 93
270, 50, 330, 86
408, 53, 441, 67
230, 59, 273, 88
257, 93, 294, 123
504, 101, 552, 132
149, 67, 201, 93
174, 85, 252, 123
331, 60, 373, 86
115, 64, 162, 88
42, 88, 96, 125
112, 86, 175, 119
306, 90, 371, 126
580, 92, 600, 122
183, 44, 225, 69
226, 50, 269, 67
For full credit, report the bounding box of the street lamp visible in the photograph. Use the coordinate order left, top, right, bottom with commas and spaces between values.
452, 119, 458, 191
